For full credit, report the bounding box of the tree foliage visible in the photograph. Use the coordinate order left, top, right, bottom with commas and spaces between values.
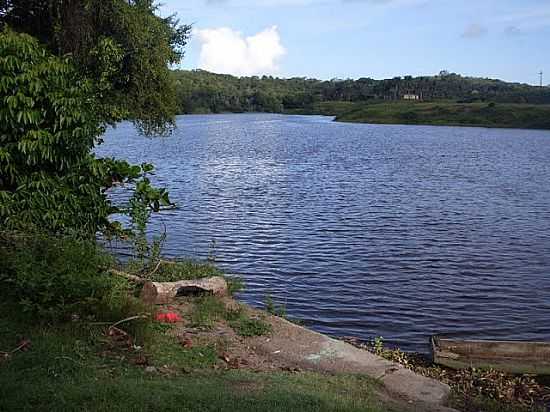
173, 69, 550, 115
1, 0, 191, 134
0, 1, 189, 235
0, 30, 172, 234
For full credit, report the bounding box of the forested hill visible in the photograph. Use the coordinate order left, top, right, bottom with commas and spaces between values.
172, 69, 550, 115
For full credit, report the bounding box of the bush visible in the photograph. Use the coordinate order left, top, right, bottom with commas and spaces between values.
0, 232, 140, 321
0, 29, 108, 234
0, 29, 171, 237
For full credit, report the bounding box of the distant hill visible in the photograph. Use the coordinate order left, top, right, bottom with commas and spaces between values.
172, 69, 550, 115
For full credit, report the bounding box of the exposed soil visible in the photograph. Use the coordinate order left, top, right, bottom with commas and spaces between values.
162, 298, 296, 372
147, 297, 456, 412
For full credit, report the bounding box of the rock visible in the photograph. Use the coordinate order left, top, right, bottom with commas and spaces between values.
141, 276, 228, 305
144, 366, 157, 373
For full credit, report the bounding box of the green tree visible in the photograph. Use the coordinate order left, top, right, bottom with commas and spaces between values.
0, 29, 171, 235
0, 0, 188, 235
1, 0, 191, 134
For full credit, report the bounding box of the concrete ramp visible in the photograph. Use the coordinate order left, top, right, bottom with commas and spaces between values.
248, 314, 454, 410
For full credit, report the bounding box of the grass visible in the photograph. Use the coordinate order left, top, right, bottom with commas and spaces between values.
124, 258, 223, 282
190, 296, 273, 337
228, 315, 272, 337
148, 323, 219, 370
331, 101, 550, 129
190, 296, 228, 328
0, 303, 393, 412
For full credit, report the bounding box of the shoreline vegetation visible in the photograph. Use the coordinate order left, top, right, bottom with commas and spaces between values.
179, 100, 550, 131
1, 234, 549, 412
329, 101, 550, 130
173, 70, 550, 130
0, 232, 406, 412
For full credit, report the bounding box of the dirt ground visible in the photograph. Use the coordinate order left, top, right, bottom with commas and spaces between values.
155, 297, 456, 412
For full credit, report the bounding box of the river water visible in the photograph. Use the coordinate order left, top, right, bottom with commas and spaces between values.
98, 114, 550, 352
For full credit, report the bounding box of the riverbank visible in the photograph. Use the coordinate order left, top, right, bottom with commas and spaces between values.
2, 233, 548, 412
193, 100, 550, 130
0, 234, 431, 412
329, 101, 550, 130
0, 297, 440, 412
2, 286, 548, 412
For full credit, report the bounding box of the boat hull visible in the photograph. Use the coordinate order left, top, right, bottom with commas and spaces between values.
431, 336, 550, 375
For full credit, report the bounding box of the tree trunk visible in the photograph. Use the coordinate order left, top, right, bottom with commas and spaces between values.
141, 276, 228, 305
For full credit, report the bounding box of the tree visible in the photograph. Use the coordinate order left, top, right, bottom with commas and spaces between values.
0, 1, 187, 235
1, 0, 191, 134
0, 29, 172, 235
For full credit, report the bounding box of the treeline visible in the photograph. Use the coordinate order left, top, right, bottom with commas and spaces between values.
172, 69, 550, 114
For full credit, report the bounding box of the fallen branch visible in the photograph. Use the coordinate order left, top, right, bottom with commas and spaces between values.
109, 269, 147, 284
145, 259, 163, 278
1, 339, 31, 359
109, 315, 149, 330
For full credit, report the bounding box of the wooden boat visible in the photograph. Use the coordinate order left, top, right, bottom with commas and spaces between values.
431, 336, 550, 375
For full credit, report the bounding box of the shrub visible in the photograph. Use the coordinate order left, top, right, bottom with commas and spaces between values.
0, 29, 171, 237
0, 231, 140, 322
225, 307, 272, 337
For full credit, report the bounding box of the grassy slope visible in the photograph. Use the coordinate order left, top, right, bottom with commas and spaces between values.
0, 305, 395, 412
332, 101, 550, 130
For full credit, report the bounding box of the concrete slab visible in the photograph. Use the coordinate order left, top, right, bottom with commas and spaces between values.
247, 313, 453, 410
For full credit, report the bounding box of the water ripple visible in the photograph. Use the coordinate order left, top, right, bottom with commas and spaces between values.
97, 114, 550, 352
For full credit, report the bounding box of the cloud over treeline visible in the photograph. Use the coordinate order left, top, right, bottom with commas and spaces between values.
195, 26, 286, 76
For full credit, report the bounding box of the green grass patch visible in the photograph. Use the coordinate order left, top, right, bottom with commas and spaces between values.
229, 317, 272, 337
0, 304, 393, 412
190, 297, 272, 337
190, 296, 228, 329
225, 307, 272, 337
124, 258, 223, 283
332, 101, 550, 130
148, 328, 218, 370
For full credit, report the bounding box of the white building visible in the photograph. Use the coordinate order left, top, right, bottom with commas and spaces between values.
403, 94, 421, 100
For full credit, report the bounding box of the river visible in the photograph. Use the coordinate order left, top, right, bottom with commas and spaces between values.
97, 113, 550, 352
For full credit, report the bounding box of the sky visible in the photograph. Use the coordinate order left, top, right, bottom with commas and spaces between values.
159, 0, 550, 85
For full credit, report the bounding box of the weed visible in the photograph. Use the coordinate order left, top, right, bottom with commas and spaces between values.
265, 295, 275, 314
264, 294, 287, 318
207, 239, 217, 263
227, 276, 245, 295
190, 296, 227, 329
229, 316, 272, 337
372, 337, 384, 355
224, 304, 272, 337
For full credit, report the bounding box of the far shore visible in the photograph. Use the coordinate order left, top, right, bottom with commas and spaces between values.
177, 101, 550, 131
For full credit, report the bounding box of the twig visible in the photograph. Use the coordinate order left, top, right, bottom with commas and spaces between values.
0, 340, 31, 358
109, 315, 148, 330
10, 341, 29, 353
146, 259, 163, 278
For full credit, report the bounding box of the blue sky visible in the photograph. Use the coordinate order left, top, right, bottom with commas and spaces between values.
160, 0, 550, 85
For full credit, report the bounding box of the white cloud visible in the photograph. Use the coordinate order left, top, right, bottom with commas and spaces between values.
195, 26, 286, 76
462, 23, 488, 39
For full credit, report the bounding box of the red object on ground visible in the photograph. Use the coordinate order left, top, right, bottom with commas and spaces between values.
155, 312, 182, 323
